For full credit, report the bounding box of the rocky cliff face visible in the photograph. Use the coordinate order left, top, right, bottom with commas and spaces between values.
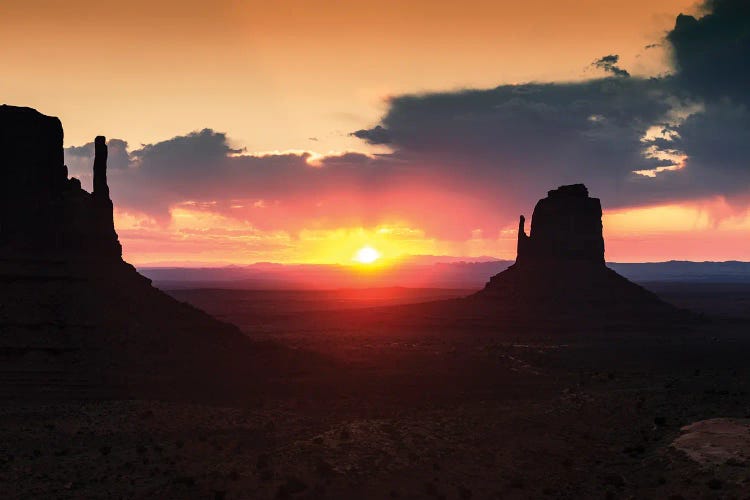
0, 105, 121, 258
0, 105, 307, 401
476, 184, 676, 320
517, 184, 604, 265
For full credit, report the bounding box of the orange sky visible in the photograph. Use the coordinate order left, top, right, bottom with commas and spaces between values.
114, 202, 750, 266
4, 0, 748, 265
2, 0, 695, 149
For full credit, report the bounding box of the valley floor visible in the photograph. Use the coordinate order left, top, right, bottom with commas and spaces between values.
3, 282, 750, 499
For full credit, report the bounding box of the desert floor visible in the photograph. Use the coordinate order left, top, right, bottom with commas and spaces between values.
2, 283, 750, 499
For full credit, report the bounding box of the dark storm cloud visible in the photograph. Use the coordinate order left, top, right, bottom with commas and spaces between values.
351, 125, 391, 145
349, 77, 688, 210
670, 102, 750, 200
667, 0, 750, 103
349, 0, 750, 212
664, 0, 750, 203
592, 55, 631, 78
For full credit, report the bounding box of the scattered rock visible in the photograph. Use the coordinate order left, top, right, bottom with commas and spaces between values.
672, 418, 750, 466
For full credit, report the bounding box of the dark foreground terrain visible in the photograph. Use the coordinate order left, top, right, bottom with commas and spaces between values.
3, 283, 750, 499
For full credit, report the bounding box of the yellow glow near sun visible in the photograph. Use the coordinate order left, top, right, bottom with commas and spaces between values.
353, 246, 381, 264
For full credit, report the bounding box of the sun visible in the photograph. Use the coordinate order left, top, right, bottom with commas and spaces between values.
353, 245, 381, 264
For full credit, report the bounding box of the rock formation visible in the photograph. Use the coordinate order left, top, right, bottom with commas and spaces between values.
0, 105, 121, 258
475, 184, 676, 320
0, 105, 306, 400
516, 184, 604, 265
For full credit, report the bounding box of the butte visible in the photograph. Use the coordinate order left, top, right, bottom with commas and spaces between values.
468, 184, 682, 328
0, 105, 311, 400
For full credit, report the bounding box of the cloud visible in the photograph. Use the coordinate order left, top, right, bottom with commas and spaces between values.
663, 0, 750, 205
667, 0, 750, 103
349, 0, 750, 214
670, 102, 750, 200
66, 130, 537, 239
592, 54, 631, 77
348, 77, 691, 210
351, 125, 391, 145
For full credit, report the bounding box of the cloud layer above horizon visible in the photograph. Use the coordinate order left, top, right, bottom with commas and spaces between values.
64, 0, 750, 262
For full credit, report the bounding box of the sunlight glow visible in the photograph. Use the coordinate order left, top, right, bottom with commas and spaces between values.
114, 202, 750, 266
353, 246, 381, 264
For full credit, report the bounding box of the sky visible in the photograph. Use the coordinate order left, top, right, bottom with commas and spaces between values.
3, 0, 750, 265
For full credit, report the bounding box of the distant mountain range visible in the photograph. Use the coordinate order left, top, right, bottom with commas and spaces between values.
608, 261, 750, 284
139, 259, 750, 290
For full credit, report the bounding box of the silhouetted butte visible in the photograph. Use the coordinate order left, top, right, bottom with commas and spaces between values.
473, 184, 678, 323
0, 105, 309, 400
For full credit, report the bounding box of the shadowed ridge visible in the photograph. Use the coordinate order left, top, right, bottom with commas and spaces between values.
0, 105, 324, 401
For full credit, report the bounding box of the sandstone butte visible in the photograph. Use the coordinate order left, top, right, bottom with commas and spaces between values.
0, 105, 307, 401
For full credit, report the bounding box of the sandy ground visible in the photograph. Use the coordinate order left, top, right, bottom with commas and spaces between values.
3, 283, 750, 499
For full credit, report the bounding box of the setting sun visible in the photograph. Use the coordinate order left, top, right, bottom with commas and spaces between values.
353, 246, 381, 264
